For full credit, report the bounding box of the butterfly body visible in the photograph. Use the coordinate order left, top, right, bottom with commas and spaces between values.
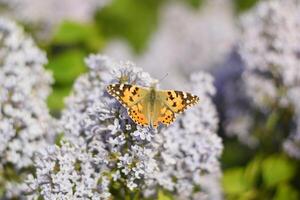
107, 84, 199, 128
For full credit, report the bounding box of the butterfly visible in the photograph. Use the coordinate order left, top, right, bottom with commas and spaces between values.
106, 84, 199, 128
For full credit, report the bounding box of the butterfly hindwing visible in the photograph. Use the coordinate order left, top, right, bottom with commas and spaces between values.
128, 102, 149, 127
157, 90, 199, 114
107, 84, 150, 126
152, 105, 175, 128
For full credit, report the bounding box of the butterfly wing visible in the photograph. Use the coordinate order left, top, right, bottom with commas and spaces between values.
107, 84, 150, 126
157, 90, 199, 113
152, 90, 199, 128
152, 103, 176, 128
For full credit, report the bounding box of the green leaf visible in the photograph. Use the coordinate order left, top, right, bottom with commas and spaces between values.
233, 0, 260, 13
221, 139, 254, 168
47, 86, 71, 113
55, 132, 65, 147
223, 168, 249, 195
265, 110, 280, 131
182, 0, 203, 8
239, 189, 259, 200
262, 155, 296, 188
53, 21, 104, 50
47, 50, 86, 85
158, 189, 173, 200
244, 156, 262, 187
274, 184, 299, 200
0, 169, 5, 197
96, 0, 164, 52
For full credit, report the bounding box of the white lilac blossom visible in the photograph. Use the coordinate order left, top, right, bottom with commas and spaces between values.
148, 72, 223, 200
0, 0, 110, 38
31, 55, 223, 199
0, 18, 56, 198
214, 52, 258, 147
240, 0, 300, 109
235, 0, 300, 154
27, 141, 111, 200
104, 1, 236, 90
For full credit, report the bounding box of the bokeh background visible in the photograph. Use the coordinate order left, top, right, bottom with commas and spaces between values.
1, 0, 300, 199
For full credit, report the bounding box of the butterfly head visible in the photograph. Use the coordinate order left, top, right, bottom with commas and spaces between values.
150, 79, 159, 89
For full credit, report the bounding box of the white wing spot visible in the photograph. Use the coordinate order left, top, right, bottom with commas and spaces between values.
120, 84, 124, 90
183, 92, 187, 99
187, 100, 190, 103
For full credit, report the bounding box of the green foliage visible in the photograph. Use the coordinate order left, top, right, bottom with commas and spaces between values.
47, 86, 71, 115
262, 155, 296, 188
233, 0, 260, 13
222, 139, 254, 168
55, 132, 65, 147
47, 50, 86, 85
274, 184, 299, 200
158, 189, 173, 200
223, 153, 299, 200
95, 0, 164, 53
46, 50, 86, 113
223, 168, 249, 195
182, 0, 203, 8
244, 156, 262, 187
0, 169, 5, 197
45, 20, 105, 113
53, 21, 104, 51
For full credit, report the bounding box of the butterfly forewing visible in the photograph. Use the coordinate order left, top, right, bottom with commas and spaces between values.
157, 90, 199, 113
107, 84, 150, 126
107, 84, 147, 106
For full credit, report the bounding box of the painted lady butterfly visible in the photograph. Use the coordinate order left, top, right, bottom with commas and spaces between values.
107, 84, 199, 128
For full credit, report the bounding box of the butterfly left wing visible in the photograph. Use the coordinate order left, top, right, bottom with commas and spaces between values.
107, 84, 147, 107
107, 84, 150, 127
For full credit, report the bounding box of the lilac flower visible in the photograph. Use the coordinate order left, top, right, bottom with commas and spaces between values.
31, 55, 223, 199
0, 18, 56, 198
227, 0, 300, 155
0, 0, 110, 38
27, 141, 111, 200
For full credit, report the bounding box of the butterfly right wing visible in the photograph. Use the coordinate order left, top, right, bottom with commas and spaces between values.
152, 90, 199, 128
157, 90, 199, 113
106, 84, 150, 127
152, 103, 175, 128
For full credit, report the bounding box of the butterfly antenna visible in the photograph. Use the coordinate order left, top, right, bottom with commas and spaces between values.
158, 73, 168, 83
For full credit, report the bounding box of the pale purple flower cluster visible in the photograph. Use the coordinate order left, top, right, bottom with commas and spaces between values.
0, 18, 56, 198
228, 0, 300, 155
0, 0, 110, 38
30, 55, 223, 199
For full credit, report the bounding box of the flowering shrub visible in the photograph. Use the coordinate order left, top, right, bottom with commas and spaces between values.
28, 55, 223, 199
0, 18, 56, 198
2, 1, 300, 200
222, 0, 300, 158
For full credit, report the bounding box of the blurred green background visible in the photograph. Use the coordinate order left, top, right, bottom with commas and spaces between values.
43, 0, 260, 114
17, 0, 300, 199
